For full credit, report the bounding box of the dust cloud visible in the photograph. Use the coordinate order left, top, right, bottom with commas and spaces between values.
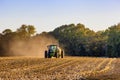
8, 34, 59, 57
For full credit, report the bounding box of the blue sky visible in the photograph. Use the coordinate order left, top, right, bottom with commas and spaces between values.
0, 0, 120, 33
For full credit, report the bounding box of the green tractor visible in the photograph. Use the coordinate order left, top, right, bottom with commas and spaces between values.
44, 45, 64, 58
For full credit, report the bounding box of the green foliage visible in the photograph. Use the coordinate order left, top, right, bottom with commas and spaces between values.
2, 29, 12, 35
0, 24, 36, 56
0, 23, 120, 57
51, 23, 107, 56
106, 23, 120, 57
17, 24, 36, 39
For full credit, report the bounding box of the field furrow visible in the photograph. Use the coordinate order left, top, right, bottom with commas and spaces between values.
0, 57, 119, 80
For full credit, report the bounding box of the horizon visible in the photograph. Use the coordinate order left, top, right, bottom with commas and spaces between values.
0, 0, 120, 33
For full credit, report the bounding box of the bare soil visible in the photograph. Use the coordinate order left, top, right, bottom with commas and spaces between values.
0, 57, 119, 80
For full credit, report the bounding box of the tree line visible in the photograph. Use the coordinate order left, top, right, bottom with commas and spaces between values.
51, 23, 120, 57
0, 24, 36, 56
0, 23, 120, 57
0, 24, 57, 56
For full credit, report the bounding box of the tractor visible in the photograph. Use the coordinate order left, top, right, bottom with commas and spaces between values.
44, 45, 64, 58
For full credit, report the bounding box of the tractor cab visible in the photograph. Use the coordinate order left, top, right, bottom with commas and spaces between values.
45, 45, 64, 58
47, 45, 57, 53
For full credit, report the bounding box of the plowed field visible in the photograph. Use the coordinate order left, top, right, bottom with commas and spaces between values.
0, 57, 120, 80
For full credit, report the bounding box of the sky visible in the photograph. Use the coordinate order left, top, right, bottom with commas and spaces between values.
0, 0, 120, 33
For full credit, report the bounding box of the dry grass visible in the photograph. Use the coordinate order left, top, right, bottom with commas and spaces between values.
0, 56, 120, 80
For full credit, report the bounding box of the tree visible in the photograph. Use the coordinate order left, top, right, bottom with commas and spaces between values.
27, 25, 36, 36
0, 24, 36, 56
107, 24, 120, 57
2, 29, 12, 35
17, 24, 36, 39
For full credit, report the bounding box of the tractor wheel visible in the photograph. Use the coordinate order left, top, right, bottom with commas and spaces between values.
48, 52, 51, 58
61, 51, 64, 58
45, 51, 48, 58
56, 53, 58, 58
